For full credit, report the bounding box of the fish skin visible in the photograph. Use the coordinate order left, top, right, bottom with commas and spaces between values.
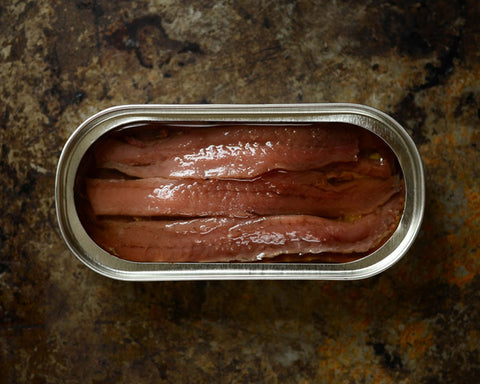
94, 124, 360, 179
86, 171, 403, 219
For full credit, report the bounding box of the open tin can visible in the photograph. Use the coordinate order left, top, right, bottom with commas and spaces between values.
55, 104, 424, 280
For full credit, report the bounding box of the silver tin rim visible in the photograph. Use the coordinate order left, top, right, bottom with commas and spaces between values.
55, 103, 425, 281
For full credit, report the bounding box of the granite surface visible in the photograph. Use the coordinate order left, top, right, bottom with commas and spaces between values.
1, 0, 480, 382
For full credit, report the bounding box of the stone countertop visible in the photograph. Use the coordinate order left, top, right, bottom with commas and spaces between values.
1, 0, 479, 382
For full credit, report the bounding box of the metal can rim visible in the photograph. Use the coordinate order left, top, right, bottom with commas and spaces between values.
55, 103, 425, 281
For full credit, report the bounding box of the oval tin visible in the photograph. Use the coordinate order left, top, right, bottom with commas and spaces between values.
55, 104, 425, 281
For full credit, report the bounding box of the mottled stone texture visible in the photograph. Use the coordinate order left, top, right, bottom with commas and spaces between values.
1, 0, 479, 382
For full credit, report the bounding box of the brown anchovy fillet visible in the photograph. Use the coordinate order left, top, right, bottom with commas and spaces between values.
88, 192, 404, 262
94, 124, 360, 179
86, 171, 403, 218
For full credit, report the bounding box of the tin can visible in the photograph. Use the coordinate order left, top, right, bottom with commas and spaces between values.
55, 103, 424, 280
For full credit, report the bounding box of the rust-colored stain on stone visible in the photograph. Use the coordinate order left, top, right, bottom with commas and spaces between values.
1, 0, 480, 382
